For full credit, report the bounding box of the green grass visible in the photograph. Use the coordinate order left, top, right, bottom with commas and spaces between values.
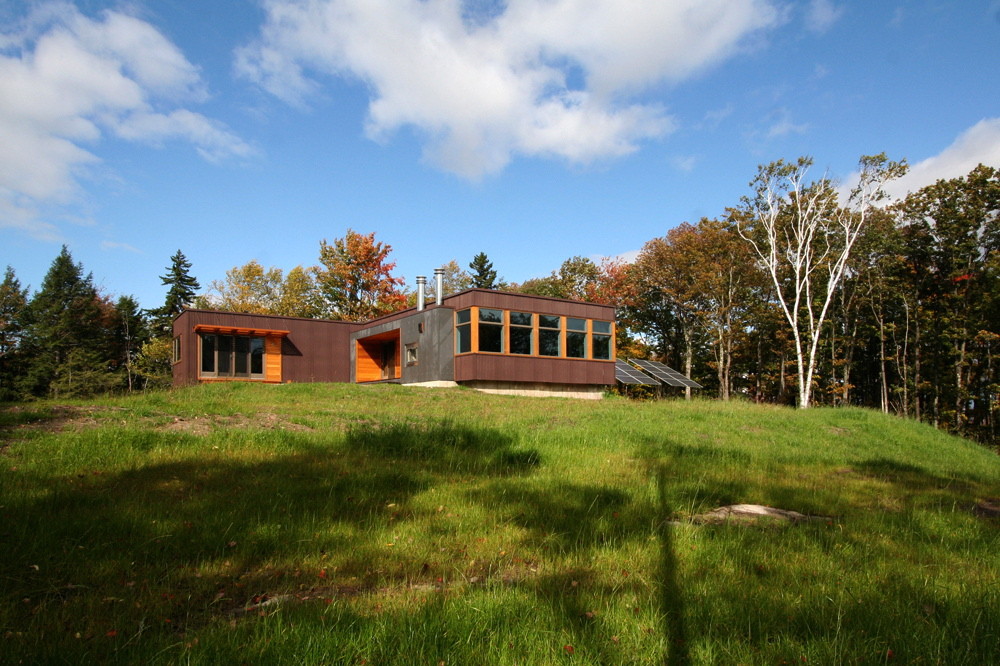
1, 383, 998, 664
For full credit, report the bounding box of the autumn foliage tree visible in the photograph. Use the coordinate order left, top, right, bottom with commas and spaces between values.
316, 230, 407, 321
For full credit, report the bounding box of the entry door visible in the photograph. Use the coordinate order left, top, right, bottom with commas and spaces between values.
380, 343, 396, 380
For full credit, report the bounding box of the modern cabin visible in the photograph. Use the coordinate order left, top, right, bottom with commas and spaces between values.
172, 286, 617, 399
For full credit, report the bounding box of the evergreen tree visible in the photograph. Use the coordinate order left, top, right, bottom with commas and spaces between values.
0, 266, 28, 400
151, 250, 200, 334
468, 252, 499, 289
20, 247, 106, 398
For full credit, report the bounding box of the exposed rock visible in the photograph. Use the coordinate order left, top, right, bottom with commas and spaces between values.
690, 504, 831, 525
974, 499, 1000, 518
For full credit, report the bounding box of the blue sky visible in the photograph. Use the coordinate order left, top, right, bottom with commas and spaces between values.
2, 0, 998, 310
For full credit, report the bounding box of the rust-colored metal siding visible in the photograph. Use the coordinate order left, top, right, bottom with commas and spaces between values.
172, 310, 356, 386
443, 289, 615, 321
454, 354, 615, 385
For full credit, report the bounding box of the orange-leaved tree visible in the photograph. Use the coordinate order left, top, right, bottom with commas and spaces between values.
316, 230, 407, 321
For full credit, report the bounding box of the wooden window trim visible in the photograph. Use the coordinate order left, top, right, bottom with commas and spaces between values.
454, 308, 615, 362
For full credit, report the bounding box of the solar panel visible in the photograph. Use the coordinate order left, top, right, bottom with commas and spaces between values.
629, 359, 702, 389
615, 360, 658, 385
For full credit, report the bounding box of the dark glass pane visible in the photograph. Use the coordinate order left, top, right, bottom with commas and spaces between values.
250, 337, 265, 375
456, 309, 471, 324
567, 331, 586, 358
234, 337, 250, 377
201, 334, 216, 373
539, 315, 560, 329
456, 324, 471, 353
217, 335, 232, 375
479, 323, 503, 352
592, 320, 612, 334
510, 312, 532, 326
592, 334, 611, 360
479, 308, 503, 323
567, 317, 587, 331
539, 329, 560, 356
510, 327, 532, 354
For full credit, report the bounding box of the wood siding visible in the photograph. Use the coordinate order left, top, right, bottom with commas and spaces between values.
265, 336, 282, 382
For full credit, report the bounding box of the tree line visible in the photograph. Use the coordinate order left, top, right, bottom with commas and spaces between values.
1, 160, 996, 446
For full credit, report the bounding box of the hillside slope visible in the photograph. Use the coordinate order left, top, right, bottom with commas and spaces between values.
2, 383, 998, 664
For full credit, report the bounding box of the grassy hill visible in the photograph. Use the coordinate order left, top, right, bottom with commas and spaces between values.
2, 383, 998, 664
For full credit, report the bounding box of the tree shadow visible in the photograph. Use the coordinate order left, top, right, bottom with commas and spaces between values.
1, 420, 540, 662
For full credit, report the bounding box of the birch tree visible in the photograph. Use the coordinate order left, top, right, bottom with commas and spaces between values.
737, 154, 906, 408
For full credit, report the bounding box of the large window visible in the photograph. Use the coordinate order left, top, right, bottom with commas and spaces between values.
479, 308, 504, 353
200, 334, 265, 379
592, 321, 612, 360
510, 312, 533, 355
566, 318, 587, 358
453, 307, 614, 361
539, 315, 561, 357
456, 309, 472, 354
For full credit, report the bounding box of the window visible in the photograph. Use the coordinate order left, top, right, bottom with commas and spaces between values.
478, 308, 504, 353
539, 315, 561, 356
406, 344, 418, 366
456, 309, 472, 354
452, 307, 614, 361
510, 312, 533, 355
592, 320, 612, 360
566, 318, 587, 358
200, 333, 266, 379
172, 336, 181, 364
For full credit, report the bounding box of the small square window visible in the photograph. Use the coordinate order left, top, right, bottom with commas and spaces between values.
405, 344, 418, 366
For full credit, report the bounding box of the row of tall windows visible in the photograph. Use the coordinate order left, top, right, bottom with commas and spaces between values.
200, 334, 266, 379
455, 308, 612, 360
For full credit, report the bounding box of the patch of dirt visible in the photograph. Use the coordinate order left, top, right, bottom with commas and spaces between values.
1, 404, 126, 439
161, 412, 315, 435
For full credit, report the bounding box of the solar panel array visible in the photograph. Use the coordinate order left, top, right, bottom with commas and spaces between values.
629, 359, 703, 389
615, 360, 657, 385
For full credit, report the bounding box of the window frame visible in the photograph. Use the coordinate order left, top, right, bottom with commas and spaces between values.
453, 307, 614, 361
199, 332, 267, 380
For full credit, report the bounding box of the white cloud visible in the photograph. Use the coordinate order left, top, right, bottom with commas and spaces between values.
805, 0, 844, 34
237, 0, 781, 179
839, 118, 1000, 203
0, 3, 252, 236
100, 240, 141, 253
671, 155, 699, 173
765, 107, 808, 139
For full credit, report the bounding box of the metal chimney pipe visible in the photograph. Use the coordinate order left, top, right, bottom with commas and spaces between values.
434, 267, 445, 306
416, 276, 427, 311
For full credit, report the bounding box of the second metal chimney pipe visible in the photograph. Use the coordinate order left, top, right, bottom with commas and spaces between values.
416, 276, 426, 311
434, 267, 445, 306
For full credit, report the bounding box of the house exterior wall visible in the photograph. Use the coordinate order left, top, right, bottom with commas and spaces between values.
172, 309, 355, 386
172, 289, 616, 392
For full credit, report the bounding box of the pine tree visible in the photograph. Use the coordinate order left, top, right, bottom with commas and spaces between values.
0, 266, 28, 400
20, 247, 107, 398
468, 252, 499, 289
151, 250, 200, 334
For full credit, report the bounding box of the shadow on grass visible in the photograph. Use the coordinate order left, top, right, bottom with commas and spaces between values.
0, 419, 540, 662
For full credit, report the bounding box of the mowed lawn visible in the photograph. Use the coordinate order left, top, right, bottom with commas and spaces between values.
2, 383, 998, 664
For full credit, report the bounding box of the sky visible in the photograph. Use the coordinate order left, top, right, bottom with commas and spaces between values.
2, 0, 999, 310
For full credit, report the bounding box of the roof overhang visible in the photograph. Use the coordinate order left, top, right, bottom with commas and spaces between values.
193, 324, 290, 337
